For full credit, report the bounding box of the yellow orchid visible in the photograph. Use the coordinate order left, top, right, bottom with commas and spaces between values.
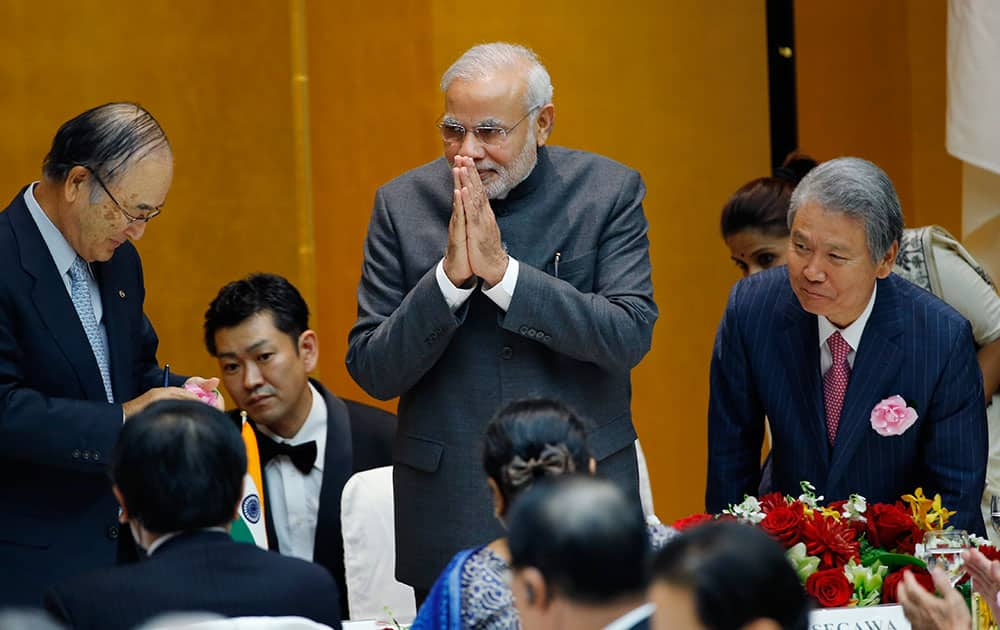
902, 488, 956, 531
819, 506, 842, 520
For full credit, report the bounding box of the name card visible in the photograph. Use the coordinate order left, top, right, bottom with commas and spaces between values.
809, 604, 911, 630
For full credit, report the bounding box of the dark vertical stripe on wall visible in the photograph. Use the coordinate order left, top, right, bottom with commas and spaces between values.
766, 0, 798, 170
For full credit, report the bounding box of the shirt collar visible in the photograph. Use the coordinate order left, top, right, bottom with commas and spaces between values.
23, 182, 83, 279
603, 603, 655, 630
145, 527, 228, 556
817, 282, 878, 353
257, 381, 326, 473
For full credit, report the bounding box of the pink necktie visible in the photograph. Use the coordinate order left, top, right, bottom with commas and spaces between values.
824, 331, 851, 445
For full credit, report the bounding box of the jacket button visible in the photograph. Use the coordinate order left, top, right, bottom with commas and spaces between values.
106, 525, 119, 540
543, 335, 552, 342
93, 451, 101, 462
72, 449, 81, 459
82, 451, 91, 461
518, 326, 528, 334
501, 346, 513, 360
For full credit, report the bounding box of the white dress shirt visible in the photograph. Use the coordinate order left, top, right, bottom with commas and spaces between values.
817, 283, 878, 375
257, 382, 327, 561
23, 183, 109, 354
435, 256, 520, 312
603, 603, 655, 630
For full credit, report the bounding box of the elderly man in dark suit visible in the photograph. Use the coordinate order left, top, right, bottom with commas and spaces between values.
0, 103, 220, 606
347, 42, 658, 594
44, 400, 342, 630
707, 156, 987, 533
205, 273, 395, 617
508, 476, 654, 630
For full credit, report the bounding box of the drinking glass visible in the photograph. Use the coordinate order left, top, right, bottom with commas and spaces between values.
919, 529, 971, 586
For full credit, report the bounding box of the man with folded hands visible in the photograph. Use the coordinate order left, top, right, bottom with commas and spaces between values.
347, 41, 657, 597
706, 156, 987, 534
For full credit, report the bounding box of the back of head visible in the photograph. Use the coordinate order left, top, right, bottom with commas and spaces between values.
203, 273, 310, 355
441, 42, 554, 110
720, 152, 817, 239
788, 156, 903, 261
482, 399, 591, 512
508, 476, 648, 604
652, 522, 809, 630
111, 400, 247, 534
42, 102, 170, 187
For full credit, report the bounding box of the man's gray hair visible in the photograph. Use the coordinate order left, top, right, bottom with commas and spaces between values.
441, 42, 554, 111
788, 156, 903, 262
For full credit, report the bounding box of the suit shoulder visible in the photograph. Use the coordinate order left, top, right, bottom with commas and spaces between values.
547, 146, 640, 180
378, 157, 451, 198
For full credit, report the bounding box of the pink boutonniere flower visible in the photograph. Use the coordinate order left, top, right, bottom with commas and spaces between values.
184, 382, 220, 406
870, 395, 918, 437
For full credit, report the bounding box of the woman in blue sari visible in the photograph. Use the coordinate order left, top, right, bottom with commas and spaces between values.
412, 399, 672, 629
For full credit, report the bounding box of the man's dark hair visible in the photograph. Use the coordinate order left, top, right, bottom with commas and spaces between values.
507, 476, 648, 604
482, 399, 591, 514
204, 273, 310, 356
42, 102, 170, 185
652, 521, 810, 630
110, 400, 246, 534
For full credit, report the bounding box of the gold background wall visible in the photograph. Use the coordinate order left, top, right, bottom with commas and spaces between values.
0, 1, 963, 524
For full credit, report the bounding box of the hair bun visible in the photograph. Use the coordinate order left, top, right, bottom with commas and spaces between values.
773, 152, 818, 184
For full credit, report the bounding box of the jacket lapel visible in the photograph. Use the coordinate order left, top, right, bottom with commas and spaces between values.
826, 278, 904, 489
10, 195, 106, 401
777, 296, 830, 472
312, 379, 354, 568
94, 260, 128, 402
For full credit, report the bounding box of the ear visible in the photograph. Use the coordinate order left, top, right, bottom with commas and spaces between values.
520, 567, 551, 609
63, 165, 91, 204
232, 477, 245, 522
298, 329, 319, 372
534, 104, 555, 147
487, 477, 507, 520
875, 240, 899, 279
112, 485, 130, 523
588, 457, 597, 475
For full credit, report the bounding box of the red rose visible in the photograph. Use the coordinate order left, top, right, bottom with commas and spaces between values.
978, 546, 1000, 563
881, 565, 934, 603
760, 505, 803, 548
759, 492, 789, 513
865, 503, 921, 553
672, 513, 714, 531
805, 568, 853, 607
801, 515, 861, 570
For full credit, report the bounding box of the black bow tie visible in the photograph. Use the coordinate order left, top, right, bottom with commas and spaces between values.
257, 435, 317, 474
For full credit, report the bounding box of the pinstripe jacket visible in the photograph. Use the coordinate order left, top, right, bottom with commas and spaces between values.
706, 267, 987, 534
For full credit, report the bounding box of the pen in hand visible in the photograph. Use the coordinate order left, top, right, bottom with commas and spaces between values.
163, 363, 170, 388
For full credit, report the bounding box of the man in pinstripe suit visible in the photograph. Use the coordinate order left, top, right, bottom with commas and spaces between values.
707, 157, 987, 534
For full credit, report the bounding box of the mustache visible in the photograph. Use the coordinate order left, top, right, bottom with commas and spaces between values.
248, 385, 278, 398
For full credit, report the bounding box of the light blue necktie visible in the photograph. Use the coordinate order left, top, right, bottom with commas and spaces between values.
68, 256, 113, 403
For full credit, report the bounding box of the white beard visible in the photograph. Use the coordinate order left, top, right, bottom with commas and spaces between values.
481, 129, 539, 199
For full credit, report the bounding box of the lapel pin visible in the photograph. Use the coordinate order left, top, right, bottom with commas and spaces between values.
118, 290, 126, 299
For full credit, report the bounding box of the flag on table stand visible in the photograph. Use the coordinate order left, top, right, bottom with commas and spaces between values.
231, 411, 268, 548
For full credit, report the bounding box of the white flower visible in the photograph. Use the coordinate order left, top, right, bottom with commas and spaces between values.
723, 495, 766, 524
841, 494, 868, 522
972, 534, 991, 547
798, 481, 824, 509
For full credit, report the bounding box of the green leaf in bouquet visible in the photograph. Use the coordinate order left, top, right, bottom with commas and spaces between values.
786, 542, 820, 583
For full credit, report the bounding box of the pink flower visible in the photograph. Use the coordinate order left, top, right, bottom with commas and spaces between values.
870, 395, 917, 437
184, 382, 220, 406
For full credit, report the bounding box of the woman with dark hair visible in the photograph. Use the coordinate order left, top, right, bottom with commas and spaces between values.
719, 154, 1000, 539
720, 153, 817, 277
650, 521, 810, 630
411, 399, 671, 629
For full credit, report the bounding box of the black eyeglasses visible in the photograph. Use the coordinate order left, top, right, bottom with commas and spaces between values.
82, 166, 161, 224
437, 104, 542, 147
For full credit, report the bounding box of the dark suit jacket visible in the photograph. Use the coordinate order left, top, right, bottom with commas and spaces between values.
707, 267, 988, 533
0, 188, 181, 606
233, 379, 395, 617
346, 146, 657, 588
43, 530, 342, 630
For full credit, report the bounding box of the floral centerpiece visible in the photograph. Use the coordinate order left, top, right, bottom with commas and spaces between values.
674, 482, 998, 608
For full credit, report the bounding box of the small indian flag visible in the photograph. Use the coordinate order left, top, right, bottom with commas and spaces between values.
231, 410, 268, 548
